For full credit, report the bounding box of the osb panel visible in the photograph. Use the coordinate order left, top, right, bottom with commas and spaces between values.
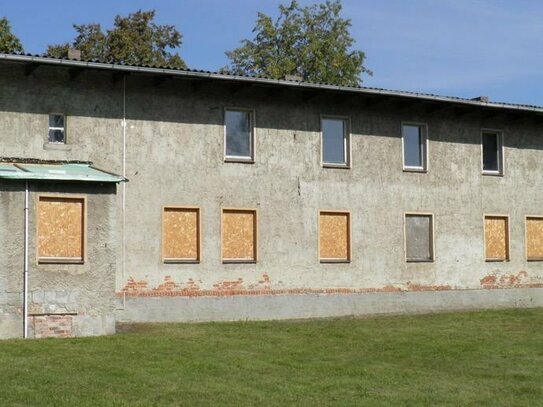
526, 218, 543, 259
485, 217, 508, 260
320, 212, 349, 260
38, 197, 84, 259
163, 208, 199, 260
222, 210, 256, 261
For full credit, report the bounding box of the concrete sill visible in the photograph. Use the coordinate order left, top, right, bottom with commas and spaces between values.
163, 259, 200, 264
224, 157, 255, 164
38, 258, 84, 265
481, 171, 504, 177
320, 260, 351, 264
43, 142, 72, 151
403, 168, 427, 173
406, 259, 434, 263
322, 164, 351, 170
222, 260, 257, 264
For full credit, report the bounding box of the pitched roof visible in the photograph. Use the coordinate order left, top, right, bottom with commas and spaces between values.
1, 52, 542, 114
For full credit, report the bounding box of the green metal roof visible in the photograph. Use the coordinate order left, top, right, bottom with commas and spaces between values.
0, 163, 125, 183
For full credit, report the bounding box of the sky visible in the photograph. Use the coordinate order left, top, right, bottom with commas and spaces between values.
2, 0, 543, 106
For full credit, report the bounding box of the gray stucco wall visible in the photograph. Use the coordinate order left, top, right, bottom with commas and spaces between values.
1, 60, 543, 329
0, 181, 117, 339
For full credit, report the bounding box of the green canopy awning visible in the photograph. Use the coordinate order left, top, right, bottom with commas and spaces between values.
0, 162, 126, 183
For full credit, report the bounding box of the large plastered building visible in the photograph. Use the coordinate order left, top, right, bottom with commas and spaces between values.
1, 53, 542, 339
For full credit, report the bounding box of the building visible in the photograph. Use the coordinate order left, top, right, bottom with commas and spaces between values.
1, 53, 542, 339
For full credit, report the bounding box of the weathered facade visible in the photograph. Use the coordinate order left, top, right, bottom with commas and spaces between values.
1, 53, 543, 338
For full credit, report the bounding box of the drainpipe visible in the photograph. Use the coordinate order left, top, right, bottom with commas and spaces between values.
23, 181, 29, 338
121, 75, 127, 309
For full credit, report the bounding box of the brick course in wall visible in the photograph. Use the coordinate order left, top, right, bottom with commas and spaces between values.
31, 315, 74, 338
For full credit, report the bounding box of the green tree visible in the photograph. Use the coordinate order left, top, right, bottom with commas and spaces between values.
0, 17, 23, 53
225, 0, 370, 86
47, 10, 186, 68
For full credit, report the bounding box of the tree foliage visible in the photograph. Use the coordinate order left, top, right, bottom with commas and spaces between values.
225, 0, 370, 86
47, 10, 185, 68
0, 17, 23, 53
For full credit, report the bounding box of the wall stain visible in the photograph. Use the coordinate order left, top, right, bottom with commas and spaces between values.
480, 271, 543, 289
118, 272, 543, 298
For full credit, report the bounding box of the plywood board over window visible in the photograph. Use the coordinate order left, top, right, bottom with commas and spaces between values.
319, 211, 351, 262
37, 196, 85, 263
484, 216, 509, 261
526, 217, 543, 261
162, 207, 200, 263
222, 209, 257, 262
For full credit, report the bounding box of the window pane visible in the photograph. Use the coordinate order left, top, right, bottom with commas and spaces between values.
482, 133, 499, 171
322, 119, 346, 164
225, 110, 252, 158
48, 129, 65, 143
49, 114, 64, 128
403, 125, 423, 167
405, 215, 432, 261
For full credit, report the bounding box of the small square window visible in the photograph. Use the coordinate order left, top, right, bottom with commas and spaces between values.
221, 209, 257, 263
526, 217, 543, 261
37, 196, 85, 263
402, 123, 427, 170
48, 114, 66, 143
405, 214, 434, 262
484, 215, 509, 261
322, 117, 350, 167
481, 131, 503, 174
319, 211, 351, 262
224, 109, 254, 162
162, 207, 200, 263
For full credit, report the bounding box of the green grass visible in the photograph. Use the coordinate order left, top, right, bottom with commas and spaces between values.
1, 309, 543, 406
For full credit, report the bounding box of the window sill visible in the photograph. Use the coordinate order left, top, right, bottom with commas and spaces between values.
163, 259, 200, 264
527, 258, 543, 262
481, 171, 503, 177
320, 259, 351, 263
322, 163, 351, 169
406, 259, 434, 263
403, 167, 427, 173
38, 258, 84, 264
222, 260, 256, 264
485, 259, 510, 262
43, 142, 71, 151
224, 157, 255, 164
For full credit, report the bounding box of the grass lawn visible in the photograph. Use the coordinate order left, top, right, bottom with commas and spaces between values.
1, 308, 542, 406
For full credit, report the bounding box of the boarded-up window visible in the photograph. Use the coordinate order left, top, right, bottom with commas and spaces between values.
526, 217, 543, 261
319, 211, 350, 262
37, 196, 85, 263
405, 214, 433, 261
163, 207, 200, 262
222, 209, 257, 262
484, 216, 509, 261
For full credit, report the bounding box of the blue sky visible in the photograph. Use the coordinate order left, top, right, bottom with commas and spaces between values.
2, 0, 543, 106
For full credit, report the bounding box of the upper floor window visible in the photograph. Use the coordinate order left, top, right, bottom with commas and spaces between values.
321, 117, 350, 167
224, 109, 254, 162
48, 114, 66, 143
481, 130, 503, 175
402, 123, 427, 171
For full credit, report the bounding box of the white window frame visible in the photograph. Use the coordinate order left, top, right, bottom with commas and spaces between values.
401, 122, 428, 172
404, 212, 435, 262
224, 108, 255, 163
481, 129, 504, 176
48, 113, 66, 144
320, 115, 351, 168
